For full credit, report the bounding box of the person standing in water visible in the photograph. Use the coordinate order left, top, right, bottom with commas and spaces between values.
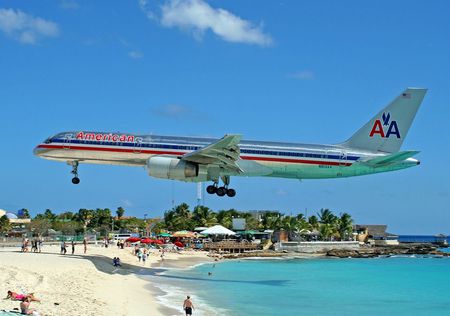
183, 295, 194, 315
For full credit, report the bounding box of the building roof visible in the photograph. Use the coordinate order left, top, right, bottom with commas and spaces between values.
353, 224, 388, 238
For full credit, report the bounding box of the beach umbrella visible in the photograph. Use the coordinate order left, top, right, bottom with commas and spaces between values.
140, 238, 152, 244
201, 225, 236, 235
158, 232, 172, 237
153, 239, 164, 245
172, 230, 196, 238
174, 241, 184, 248
125, 237, 141, 243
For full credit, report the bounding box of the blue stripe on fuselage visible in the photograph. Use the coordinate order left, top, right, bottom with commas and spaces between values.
51, 138, 360, 161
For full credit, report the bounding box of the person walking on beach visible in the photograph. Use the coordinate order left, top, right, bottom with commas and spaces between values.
60, 241, 64, 254
142, 252, 147, 265
83, 238, 87, 254
183, 296, 194, 315
71, 240, 75, 255
38, 238, 42, 253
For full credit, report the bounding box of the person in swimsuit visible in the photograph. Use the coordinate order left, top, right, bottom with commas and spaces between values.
183, 295, 194, 315
6, 291, 40, 302
20, 296, 37, 315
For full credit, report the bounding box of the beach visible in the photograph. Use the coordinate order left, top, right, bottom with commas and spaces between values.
0, 243, 213, 316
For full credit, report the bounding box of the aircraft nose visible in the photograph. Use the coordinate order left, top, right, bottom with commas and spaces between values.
33, 145, 43, 156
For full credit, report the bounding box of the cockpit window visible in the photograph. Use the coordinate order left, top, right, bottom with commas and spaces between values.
44, 138, 52, 144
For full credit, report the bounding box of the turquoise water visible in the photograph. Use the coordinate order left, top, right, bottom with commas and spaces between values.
157, 256, 450, 316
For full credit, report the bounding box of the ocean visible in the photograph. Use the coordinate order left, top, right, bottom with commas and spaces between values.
154, 253, 450, 316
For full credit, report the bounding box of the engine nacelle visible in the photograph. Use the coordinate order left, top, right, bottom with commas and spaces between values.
146, 156, 198, 180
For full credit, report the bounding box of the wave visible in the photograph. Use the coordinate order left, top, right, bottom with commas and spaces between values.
153, 282, 229, 316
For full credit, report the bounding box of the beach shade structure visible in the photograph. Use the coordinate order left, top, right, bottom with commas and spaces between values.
174, 241, 184, 248
125, 237, 141, 243
158, 232, 172, 237
194, 227, 209, 232
152, 239, 164, 245
200, 225, 236, 236
140, 238, 153, 244
172, 230, 197, 238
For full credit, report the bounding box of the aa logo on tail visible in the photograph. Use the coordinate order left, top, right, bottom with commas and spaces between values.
369, 112, 401, 138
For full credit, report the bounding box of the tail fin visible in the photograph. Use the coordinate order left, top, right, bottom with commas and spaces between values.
341, 88, 427, 153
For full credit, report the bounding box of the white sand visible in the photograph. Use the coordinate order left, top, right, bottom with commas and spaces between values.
0, 244, 212, 316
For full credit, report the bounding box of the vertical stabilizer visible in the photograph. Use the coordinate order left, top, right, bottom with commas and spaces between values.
341, 88, 427, 153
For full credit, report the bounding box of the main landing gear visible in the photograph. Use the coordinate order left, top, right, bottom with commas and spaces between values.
206, 176, 236, 197
70, 161, 80, 184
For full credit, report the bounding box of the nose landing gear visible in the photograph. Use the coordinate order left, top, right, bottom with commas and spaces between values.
69, 161, 80, 184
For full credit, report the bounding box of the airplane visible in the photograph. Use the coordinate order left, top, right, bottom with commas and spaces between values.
34, 88, 426, 198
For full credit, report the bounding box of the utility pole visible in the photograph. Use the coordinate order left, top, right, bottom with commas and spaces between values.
197, 182, 203, 206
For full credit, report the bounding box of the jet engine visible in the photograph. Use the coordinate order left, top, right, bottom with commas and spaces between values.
146, 156, 199, 180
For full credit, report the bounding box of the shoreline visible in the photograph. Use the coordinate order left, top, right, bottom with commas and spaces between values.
0, 244, 213, 316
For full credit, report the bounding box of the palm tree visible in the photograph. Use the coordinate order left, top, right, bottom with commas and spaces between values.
216, 209, 239, 229
261, 212, 282, 230
308, 215, 319, 230
337, 213, 353, 240
319, 223, 334, 241
318, 208, 337, 225
116, 207, 125, 219
0, 215, 11, 234
192, 205, 217, 227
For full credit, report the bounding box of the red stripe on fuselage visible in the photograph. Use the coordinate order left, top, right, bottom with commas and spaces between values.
37, 144, 352, 166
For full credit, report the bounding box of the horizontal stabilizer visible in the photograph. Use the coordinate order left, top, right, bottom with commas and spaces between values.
361, 150, 420, 166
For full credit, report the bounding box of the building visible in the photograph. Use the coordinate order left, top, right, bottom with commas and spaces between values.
353, 224, 399, 245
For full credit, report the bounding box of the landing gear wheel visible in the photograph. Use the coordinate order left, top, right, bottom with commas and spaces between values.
216, 187, 226, 197
206, 185, 217, 194
72, 177, 80, 184
226, 188, 236, 197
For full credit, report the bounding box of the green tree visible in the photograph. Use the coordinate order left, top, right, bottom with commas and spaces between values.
308, 215, 319, 230
76, 209, 94, 234
241, 213, 260, 230
29, 218, 51, 236
216, 209, 239, 229
319, 223, 334, 241
318, 209, 337, 225
116, 207, 125, 219
192, 205, 217, 227
261, 212, 282, 230
0, 215, 11, 234
337, 213, 353, 240
18, 208, 30, 219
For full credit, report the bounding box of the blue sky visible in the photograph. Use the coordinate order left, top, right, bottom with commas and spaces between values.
1, 0, 449, 234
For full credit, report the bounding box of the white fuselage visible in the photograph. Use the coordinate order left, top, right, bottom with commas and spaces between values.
34, 131, 419, 182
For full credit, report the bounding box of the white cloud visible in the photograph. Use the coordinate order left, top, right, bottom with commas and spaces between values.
59, 0, 79, 10
288, 70, 315, 80
0, 8, 59, 44
151, 104, 192, 119
120, 199, 134, 207
128, 50, 144, 59
139, 0, 272, 46
275, 189, 288, 196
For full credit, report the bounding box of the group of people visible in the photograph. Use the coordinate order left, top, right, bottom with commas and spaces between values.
5, 290, 40, 315
21, 238, 42, 253
59, 238, 88, 255
134, 246, 149, 265
112, 257, 122, 267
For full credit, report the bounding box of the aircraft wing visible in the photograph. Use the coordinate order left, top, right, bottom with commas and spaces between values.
361, 150, 420, 166
181, 134, 243, 173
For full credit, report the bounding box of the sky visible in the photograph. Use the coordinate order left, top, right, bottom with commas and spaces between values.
1, 0, 449, 234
